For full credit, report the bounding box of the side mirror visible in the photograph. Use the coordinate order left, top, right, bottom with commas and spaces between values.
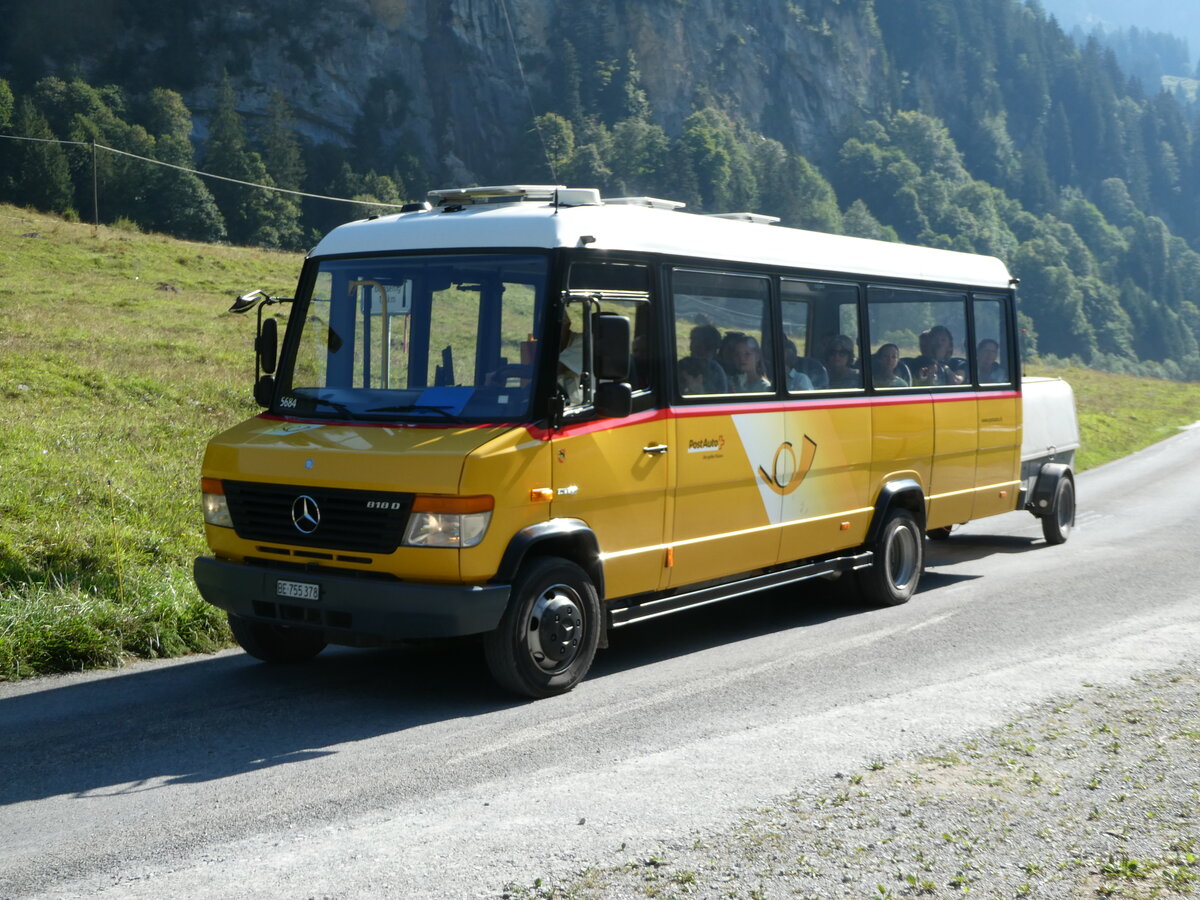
593, 381, 632, 418
593, 313, 631, 380
254, 374, 276, 409
256, 316, 279, 375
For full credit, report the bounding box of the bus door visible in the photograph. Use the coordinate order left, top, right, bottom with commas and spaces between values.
971, 293, 1020, 518
922, 294, 977, 527
779, 279, 873, 559
666, 270, 782, 586
866, 287, 976, 527
549, 265, 671, 601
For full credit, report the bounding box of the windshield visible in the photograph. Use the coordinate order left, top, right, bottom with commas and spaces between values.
278, 253, 550, 421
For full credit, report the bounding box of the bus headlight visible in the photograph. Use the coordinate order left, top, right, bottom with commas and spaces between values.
404, 495, 494, 548
201, 477, 233, 528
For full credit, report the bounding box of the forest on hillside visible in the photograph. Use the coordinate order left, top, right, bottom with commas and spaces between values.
1, 0, 1200, 380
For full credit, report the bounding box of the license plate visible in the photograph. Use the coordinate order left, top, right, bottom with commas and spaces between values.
276, 579, 320, 601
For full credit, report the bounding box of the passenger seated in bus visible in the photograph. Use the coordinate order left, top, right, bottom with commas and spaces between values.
822, 334, 861, 389
906, 330, 936, 385
677, 355, 709, 395
725, 333, 772, 392
929, 324, 966, 384
557, 313, 584, 404
871, 343, 909, 387
977, 338, 1008, 383
717, 331, 745, 377
631, 333, 652, 389
783, 339, 815, 391
686, 324, 729, 393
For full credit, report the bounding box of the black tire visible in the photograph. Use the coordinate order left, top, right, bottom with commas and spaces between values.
1041, 476, 1075, 545
483, 557, 601, 698
857, 508, 924, 606
227, 614, 327, 664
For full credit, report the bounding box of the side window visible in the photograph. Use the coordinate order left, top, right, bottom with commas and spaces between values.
867, 287, 969, 388
671, 269, 773, 397
565, 261, 654, 409
784, 279, 861, 392
972, 294, 1011, 385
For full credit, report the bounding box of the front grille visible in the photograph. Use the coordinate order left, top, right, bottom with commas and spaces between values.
224, 481, 413, 554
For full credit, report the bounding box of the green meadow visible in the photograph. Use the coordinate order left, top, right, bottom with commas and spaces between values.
1, 206, 301, 679
2, 206, 1198, 681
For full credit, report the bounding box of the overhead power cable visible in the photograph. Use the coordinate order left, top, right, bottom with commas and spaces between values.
0, 132, 407, 209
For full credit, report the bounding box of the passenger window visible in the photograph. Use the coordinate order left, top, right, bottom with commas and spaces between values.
867, 287, 969, 388
566, 261, 654, 409
782, 279, 861, 392
972, 295, 1011, 384
672, 270, 773, 397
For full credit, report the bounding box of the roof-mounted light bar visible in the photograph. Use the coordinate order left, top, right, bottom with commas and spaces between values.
604, 196, 687, 210
426, 185, 601, 207
706, 212, 781, 225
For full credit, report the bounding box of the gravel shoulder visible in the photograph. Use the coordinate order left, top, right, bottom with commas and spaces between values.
503, 661, 1200, 900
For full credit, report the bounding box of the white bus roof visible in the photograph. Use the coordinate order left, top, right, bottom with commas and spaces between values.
311, 186, 1014, 290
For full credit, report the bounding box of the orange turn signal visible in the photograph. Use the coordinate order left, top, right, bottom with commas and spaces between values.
200, 477, 224, 495
411, 495, 494, 514
530, 488, 554, 503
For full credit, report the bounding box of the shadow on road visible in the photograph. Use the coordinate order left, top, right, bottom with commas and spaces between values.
926, 532, 1043, 566
0, 532, 1037, 807
0, 644, 510, 806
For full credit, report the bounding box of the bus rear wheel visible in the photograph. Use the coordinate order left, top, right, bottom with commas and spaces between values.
227, 614, 327, 664
483, 557, 600, 698
1041, 476, 1075, 545
857, 508, 923, 606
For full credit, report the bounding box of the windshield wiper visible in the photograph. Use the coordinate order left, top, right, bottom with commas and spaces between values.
299, 396, 353, 417
365, 404, 457, 418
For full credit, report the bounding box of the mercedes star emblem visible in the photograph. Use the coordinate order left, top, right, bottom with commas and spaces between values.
291, 495, 321, 534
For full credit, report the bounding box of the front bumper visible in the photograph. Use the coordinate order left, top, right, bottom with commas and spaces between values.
193, 556, 510, 641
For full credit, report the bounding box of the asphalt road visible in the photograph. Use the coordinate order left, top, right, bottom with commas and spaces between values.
3, 425, 1199, 899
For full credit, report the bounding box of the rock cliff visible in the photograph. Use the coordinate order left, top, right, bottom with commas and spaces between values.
1, 0, 893, 184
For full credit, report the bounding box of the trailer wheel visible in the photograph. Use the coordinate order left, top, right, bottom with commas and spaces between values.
1041, 476, 1075, 545
227, 614, 326, 664
483, 557, 600, 698
858, 508, 923, 606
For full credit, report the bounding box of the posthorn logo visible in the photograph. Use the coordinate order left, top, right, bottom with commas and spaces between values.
758, 436, 818, 496
291, 495, 321, 534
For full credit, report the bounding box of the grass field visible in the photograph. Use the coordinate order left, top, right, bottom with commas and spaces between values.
1, 205, 1199, 681
0, 206, 301, 679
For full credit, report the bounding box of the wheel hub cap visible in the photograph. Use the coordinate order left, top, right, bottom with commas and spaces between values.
527, 586, 584, 673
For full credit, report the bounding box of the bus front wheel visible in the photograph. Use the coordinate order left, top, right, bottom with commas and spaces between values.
858, 508, 923, 606
483, 557, 601, 698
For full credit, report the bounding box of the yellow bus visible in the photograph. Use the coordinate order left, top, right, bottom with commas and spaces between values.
194, 185, 1076, 697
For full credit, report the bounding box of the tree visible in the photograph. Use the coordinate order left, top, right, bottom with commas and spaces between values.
751, 140, 842, 233
675, 108, 757, 213
202, 74, 258, 243
607, 117, 669, 196
9, 97, 73, 214
201, 75, 302, 248
531, 113, 575, 179
262, 90, 305, 192
142, 88, 225, 242
0, 79, 12, 130
842, 200, 898, 242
